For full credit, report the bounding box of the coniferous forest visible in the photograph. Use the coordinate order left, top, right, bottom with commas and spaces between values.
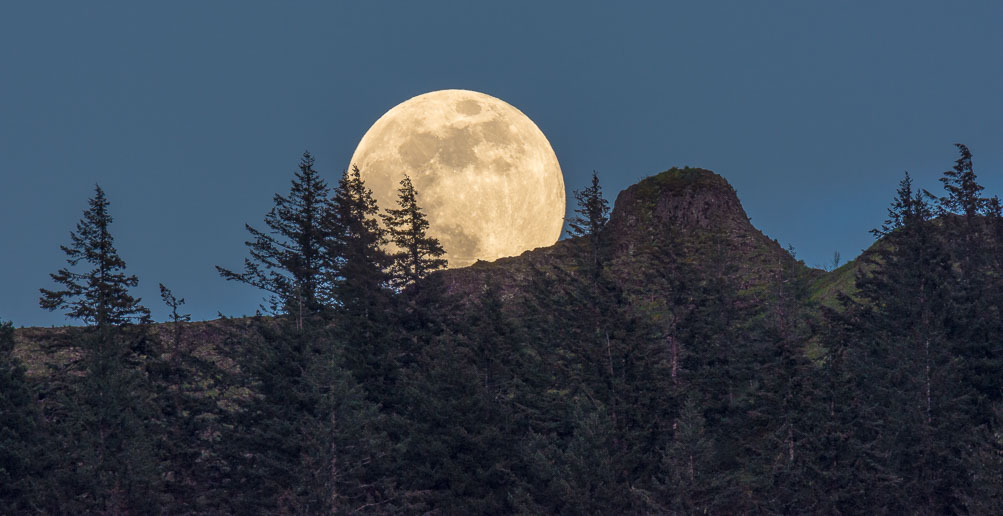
6, 145, 1003, 514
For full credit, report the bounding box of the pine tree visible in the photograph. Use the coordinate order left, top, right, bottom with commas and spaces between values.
939, 143, 986, 221
324, 165, 394, 389
0, 320, 45, 512
519, 260, 671, 512
751, 251, 822, 513
813, 300, 882, 513
656, 396, 714, 513
325, 165, 391, 307
935, 144, 1001, 423
223, 316, 396, 513
147, 285, 229, 513
38, 185, 158, 512
217, 151, 331, 328
567, 170, 610, 238
392, 284, 539, 512
567, 171, 610, 274
845, 173, 970, 511
381, 174, 447, 291
39, 184, 150, 327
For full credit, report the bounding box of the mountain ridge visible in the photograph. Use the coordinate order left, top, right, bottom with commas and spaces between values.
437, 167, 822, 307
15, 167, 845, 366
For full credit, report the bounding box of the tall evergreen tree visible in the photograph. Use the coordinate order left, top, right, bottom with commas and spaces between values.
380, 175, 449, 380
654, 396, 714, 513
843, 173, 972, 512
0, 320, 45, 512
39, 184, 150, 327
37, 186, 158, 512
939, 143, 986, 221
326, 165, 391, 303
325, 165, 394, 389
381, 175, 447, 291
751, 252, 822, 513
935, 144, 1002, 422
145, 285, 231, 513
217, 151, 331, 328
567, 171, 610, 274
223, 317, 395, 513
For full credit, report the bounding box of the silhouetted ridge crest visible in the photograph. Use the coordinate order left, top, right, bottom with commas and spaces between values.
608, 167, 749, 239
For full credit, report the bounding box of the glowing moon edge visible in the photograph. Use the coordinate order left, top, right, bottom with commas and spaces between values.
348, 89, 565, 268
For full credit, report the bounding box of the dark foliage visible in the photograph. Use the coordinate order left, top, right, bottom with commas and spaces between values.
39, 184, 150, 326
382, 174, 447, 291
0, 320, 45, 512
217, 151, 332, 327
12, 145, 1003, 513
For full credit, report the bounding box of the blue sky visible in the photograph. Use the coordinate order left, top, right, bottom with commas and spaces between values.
2, 1, 1002, 326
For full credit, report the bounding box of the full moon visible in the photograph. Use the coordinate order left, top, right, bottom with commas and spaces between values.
348, 89, 565, 268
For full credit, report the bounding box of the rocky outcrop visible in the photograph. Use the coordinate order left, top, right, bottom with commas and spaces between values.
608, 167, 749, 238
435, 167, 814, 305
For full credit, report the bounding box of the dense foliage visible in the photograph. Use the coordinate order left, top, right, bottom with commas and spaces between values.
6, 146, 1003, 514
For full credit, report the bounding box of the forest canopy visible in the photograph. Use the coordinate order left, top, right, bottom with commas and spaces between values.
5, 144, 1003, 514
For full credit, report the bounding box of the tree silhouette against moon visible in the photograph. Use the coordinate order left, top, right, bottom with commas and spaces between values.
348, 89, 565, 268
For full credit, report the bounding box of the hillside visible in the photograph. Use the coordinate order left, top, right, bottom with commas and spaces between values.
436, 167, 818, 307
9, 162, 1003, 514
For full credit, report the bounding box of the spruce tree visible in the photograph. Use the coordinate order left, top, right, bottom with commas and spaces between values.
324, 165, 394, 389
39, 184, 150, 326
224, 316, 396, 513
567, 171, 610, 274
325, 165, 391, 307
939, 143, 986, 221
146, 285, 230, 513
393, 284, 537, 513
567, 170, 610, 238
0, 320, 45, 511
935, 144, 1001, 423
847, 173, 971, 512
38, 185, 158, 512
381, 174, 447, 291
751, 252, 821, 512
656, 396, 714, 513
217, 151, 331, 328
380, 175, 449, 378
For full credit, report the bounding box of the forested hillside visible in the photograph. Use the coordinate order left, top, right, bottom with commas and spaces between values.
6, 146, 1003, 514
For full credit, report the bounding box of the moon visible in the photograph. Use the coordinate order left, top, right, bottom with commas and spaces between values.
348, 89, 565, 268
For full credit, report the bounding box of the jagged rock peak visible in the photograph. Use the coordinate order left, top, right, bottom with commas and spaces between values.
608, 167, 750, 236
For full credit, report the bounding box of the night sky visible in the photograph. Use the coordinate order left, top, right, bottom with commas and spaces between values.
3, 2, 1002, 326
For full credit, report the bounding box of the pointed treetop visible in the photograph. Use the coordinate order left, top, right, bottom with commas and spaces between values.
940, 143, 986, 218
324, 164, 392, 307
216, 151, 332, 323
382, 174, 447, 290
40, 184, 150, 326
568, 171, 610, 239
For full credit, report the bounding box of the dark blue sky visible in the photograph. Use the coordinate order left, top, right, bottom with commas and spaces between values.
3, 2, 1002, 326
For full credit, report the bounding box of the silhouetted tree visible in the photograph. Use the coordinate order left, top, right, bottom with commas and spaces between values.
39, 184, 150, 327
146, 285, 228, 513
844, 173, 971, 512
655, 396, 714, 513
324, 165, 394, 389
935, 144, 1002, 422
567, 171, 610, 274
217, 151, 331, 328
38, 185, 158, 512
939, 143, 986, 221
0, 320, 45, 512
382, 175, 447, 291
